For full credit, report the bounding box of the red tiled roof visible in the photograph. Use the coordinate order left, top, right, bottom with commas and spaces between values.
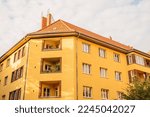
32, 19, 131, 50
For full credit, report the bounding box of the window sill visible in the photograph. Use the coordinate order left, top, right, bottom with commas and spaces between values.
39, 96, 61, 98
83, 97, 93, 99
41, 71, 62, 74
115, 80, 123, 82
100, 77, 109, 79
43, 48, 61, 51
82, 73, 91, 75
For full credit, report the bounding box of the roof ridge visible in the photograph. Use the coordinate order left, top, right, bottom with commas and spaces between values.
36, 20, 62, 32
61, 20, 131, 50
59, 19, 75, 31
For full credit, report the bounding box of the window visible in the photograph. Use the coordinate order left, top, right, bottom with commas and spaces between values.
127, 55, 133, 64
4, 76, 8, 86
83, 86, 92, 98
0, 63, 3, 72
135, 55, 145, 66
2, 95, 6, 100
11, 66, 24, 82
43, 88, 50, 97
6, 58, 10, 67
13, 46, 26, 63
45, 64, 51, 72
115, 71, 121, 81
117, 92, 124, 100
100, 68, 107, 78
99, 48, 106, 58
9, 88, 21, 100
128, 70, 135, 83
82, 43, 90, 53
101, 89, 109, 100
114, 53, 120, 62
22, 46, 25, 57
82, 63, 91, 74
14, 53, 17, 62
18, 49, 21, 60
55, 88, 58, 97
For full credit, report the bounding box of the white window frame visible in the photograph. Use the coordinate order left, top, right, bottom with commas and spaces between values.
83, 63, 91, 74
43, 87, 50, 97
117, 91, 124, 100
99, 48, 106, 58
100, 68, 107, 78
83, 86, 92, 98
114, 53, 120, 62
115, 71, 121, 81
127, 55, 133, 64
101, 89, 109, 100
82, 43, 90, 53
135, 55, 145, 66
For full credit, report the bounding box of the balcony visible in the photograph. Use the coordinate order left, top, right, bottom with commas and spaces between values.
43, 39, 61, 51
127, 54, 150, 68
39, 81, 61, 98
128, 70, 150, 83
41, 58, 61, 73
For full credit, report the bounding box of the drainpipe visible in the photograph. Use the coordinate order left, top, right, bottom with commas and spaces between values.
23, 42, 30, 100
76, 32, 80, 100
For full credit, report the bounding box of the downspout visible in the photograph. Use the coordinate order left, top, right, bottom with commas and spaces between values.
76, 32, 80, 100
23, 42, 30, 100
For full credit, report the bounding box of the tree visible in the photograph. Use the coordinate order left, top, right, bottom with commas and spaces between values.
123, 80, 150, 100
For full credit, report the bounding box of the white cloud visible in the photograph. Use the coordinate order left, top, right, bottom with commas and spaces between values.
0, 0, 150, 56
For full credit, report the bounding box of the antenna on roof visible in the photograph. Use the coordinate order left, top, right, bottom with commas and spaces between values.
109, 36, 112, 40
41, 11, 43, 17
47, 9, 50, 15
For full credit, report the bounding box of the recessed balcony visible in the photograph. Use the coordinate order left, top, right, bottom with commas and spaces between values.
41, 58, 61, 73
128, 70, 150, 83
43, 39, 61, 51
39, 81, 61, 98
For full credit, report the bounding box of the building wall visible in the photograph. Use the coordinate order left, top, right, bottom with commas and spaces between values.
0, 36, 150, 100
0, 43, 29, 100
76, 38, 129, 100
24, 37, 77, 100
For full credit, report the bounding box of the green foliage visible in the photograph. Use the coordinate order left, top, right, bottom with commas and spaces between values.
123, 80, 150, 100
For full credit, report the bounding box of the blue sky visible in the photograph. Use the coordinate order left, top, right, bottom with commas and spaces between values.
0, 0, 150, 56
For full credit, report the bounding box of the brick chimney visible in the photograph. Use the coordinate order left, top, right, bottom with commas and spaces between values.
47, 13, 52, 26
41, 13, 53, 29
41, 16, 47, 29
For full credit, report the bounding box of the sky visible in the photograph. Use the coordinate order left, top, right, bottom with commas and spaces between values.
0, 0, 150, 56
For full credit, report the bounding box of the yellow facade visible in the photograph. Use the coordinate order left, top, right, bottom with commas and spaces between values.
0, 17, 150, 100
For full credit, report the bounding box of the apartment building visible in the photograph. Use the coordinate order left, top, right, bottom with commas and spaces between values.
0, 14, 150, 100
